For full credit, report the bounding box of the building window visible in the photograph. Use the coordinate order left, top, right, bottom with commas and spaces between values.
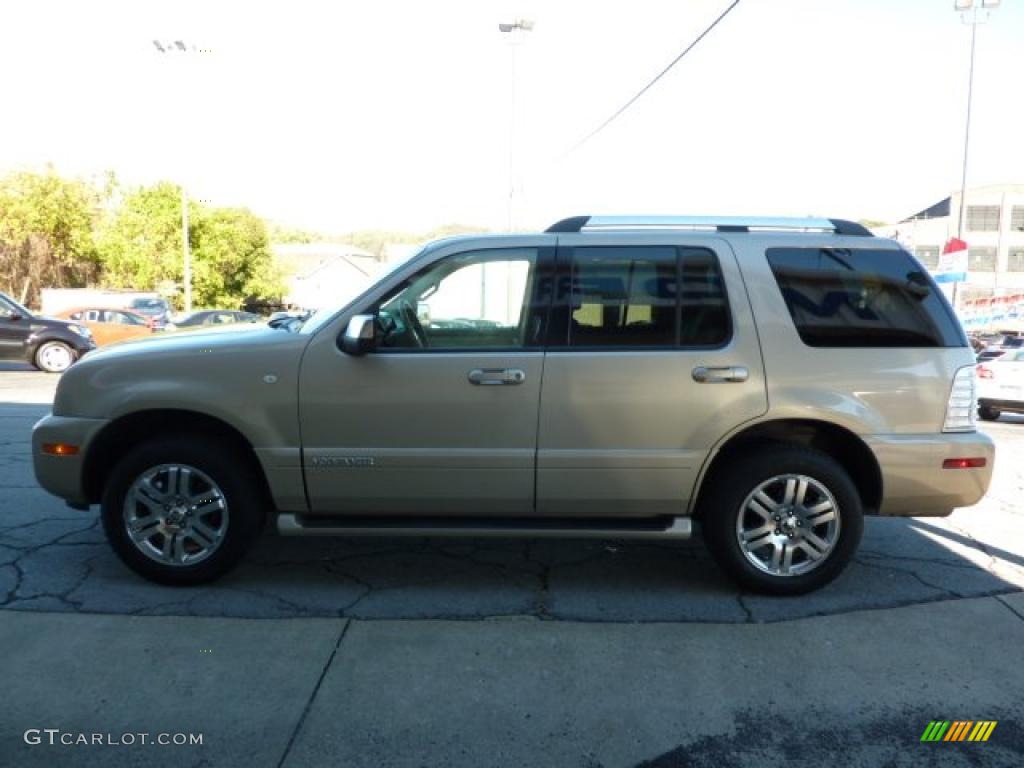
966, 205, 1000, 232
968, 247, 996, 272
915, 246, 940, 270
1011, 207, 1024, 232
1008, 249, 1024, 272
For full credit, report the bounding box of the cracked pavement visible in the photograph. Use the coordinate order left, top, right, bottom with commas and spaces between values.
2, 367, 1024, 768
2, 369, 1022, 623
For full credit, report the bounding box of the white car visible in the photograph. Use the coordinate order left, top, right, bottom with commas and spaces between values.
977, 350, 1024, 420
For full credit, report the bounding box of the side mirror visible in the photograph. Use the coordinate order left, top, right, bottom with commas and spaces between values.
2, 311, 22, 321
340, 314, 379, 355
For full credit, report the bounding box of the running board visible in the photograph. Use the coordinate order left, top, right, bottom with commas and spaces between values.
277, 513, 692, 540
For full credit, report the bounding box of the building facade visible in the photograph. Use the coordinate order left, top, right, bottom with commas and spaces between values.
881, 184, 1024, 302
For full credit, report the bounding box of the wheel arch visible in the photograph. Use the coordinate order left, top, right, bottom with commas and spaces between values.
82, 409, 272, 508
691, 418, 883, 517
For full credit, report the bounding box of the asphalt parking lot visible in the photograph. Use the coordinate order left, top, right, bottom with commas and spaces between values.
1, 364, 1023, 766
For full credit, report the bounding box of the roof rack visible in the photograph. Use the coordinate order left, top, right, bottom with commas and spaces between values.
545, 216, 872, 237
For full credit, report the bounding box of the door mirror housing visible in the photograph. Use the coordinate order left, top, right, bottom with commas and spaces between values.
2, 310, 22, 321
340, 314, 379, 355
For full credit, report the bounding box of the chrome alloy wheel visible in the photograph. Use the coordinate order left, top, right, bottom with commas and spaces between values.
735, 474, 840, 577
123, 464, 229, 566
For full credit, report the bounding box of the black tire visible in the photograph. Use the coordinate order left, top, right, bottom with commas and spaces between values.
101, 436, 268, 585
33, 340, 75, 373
978, 406, 1001, 422
701, 444, 864, 596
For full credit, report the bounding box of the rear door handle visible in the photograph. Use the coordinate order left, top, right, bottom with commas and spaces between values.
468, 368, 526, 386
692, 366, 749, 383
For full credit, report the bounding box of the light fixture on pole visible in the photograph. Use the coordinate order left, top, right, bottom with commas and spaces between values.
498, 20, 534, 232
152, 39, 196, 312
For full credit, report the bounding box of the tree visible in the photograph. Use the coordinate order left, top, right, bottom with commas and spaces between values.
192, 207, 282, 308
0, 167, 103, 306
95, 181, 185, 295
97, 182, 283, 309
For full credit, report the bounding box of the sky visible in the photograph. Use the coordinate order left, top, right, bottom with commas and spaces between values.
1, 0, 1022, 234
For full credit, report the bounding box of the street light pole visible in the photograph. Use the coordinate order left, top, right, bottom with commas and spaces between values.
153, 39, 196, 312
951, 0, 999, 308
181, 184, 191, 312
498, 20, 534, 232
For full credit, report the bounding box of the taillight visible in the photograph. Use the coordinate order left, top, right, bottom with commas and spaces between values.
977, 365, 993, 379
942, 457, 987, 469
943, 366, 976, 433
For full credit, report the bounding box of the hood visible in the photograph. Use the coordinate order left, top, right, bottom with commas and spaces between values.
54, 324, 311, 419
80, 323, 280, 363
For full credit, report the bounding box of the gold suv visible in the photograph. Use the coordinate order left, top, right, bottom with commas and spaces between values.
32, 216, 994, 594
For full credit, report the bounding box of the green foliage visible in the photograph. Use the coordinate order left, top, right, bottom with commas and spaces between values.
1, 168, 479, 311
0, 167, 103, 305
192, 207, 282, 308
95, 181, 184, 294
97, 183, 283, 310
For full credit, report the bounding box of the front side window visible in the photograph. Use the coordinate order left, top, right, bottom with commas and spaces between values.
766, 247, 966, 348
376, 248, 542, 350
558, 246, 730, 348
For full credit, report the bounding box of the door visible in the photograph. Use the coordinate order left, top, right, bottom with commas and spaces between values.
299, 242, 554, 516
536, 236, 768, 517
0, 294, 31, 360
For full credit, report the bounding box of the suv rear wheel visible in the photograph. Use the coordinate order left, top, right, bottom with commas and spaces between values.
100, 437, 266, 585
701, 445, 863, 595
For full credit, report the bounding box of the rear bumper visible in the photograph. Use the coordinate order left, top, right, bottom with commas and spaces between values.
31, 414, 109, 506
864, 432, 995, 517
978, 397, 1024, 414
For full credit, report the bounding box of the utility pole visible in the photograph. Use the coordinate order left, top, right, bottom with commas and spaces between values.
498, 20, 534, 232
952, 1, 1001, 307
153, 39, 197, 312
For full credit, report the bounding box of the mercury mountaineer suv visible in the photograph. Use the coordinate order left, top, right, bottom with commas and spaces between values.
31, 216, 995, 594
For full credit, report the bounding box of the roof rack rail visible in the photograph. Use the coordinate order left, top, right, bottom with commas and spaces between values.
545, 216, 872, 236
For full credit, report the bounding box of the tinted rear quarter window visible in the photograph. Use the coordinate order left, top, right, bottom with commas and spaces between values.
766, 248, 966, 348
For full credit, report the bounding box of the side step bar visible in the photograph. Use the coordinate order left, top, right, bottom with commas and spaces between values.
277, 513, 692, 540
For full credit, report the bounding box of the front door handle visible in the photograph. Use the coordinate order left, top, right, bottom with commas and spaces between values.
692, 365, 749, 383
468, 368, 526, 386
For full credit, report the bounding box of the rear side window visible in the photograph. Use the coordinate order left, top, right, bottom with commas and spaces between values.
766, 248, 966, 348
561, 246, 730, 348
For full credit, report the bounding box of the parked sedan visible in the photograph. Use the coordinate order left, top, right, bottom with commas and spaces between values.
56, 307, 156, 346
164, 310, 261, 331
0, 291, 95, 372
977, 350, 1024, 420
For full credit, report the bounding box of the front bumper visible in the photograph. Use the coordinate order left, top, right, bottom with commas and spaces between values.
31, 414, 109, 506
864, 431, 995, 517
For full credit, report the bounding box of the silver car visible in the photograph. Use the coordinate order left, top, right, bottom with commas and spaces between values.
31, 216, 994, 594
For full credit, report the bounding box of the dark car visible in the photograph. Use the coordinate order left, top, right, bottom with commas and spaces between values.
128, 297, 172, 328
165, 310, 261, 331
0, 291, 97, 372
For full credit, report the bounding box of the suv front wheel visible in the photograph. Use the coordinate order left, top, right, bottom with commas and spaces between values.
101, 437, 266, 585
701, 445, 863, 595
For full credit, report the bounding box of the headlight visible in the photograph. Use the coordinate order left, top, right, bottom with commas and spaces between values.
68, 324, 92, 338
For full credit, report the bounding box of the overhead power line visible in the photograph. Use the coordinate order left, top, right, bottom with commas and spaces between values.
565, 0, 742, 156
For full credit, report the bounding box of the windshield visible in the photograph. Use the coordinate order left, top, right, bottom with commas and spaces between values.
130, 298, 165, 309
0, 292, 33, 317
298, 245, 430, 335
